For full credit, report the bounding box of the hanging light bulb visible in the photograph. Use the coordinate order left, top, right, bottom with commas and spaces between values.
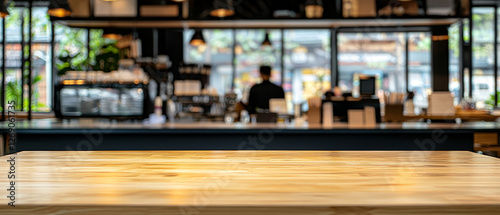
261, 32, 272, 47
48, 0, 72, 17
0, 1, 9, 18
189, 29, 206, 46
210, 0, 235, 18
305, 0, 323, 18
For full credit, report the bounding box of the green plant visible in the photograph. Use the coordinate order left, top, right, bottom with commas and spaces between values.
485, 92, 500, 108
56, 50, 83, 76
3, 74, 44, 111
92, 44, 120, 73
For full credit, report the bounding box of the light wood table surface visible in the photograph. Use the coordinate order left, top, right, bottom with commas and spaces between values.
1, 151, 500, 214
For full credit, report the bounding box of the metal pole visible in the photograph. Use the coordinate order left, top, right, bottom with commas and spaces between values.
332, 28, 339, 87
494, 7, 498, 107
153, 28, 158, 58
28, 0, 32, 120
231, 29, 236, 90
405, 33, 410, 93
459, 21, 465, 99
469, 11, 473, 98
87, 29, 90, 71
1, 18, 6, 121
20, 7, 24, 111
280, 29, 284, 87
50, 23, 55, 111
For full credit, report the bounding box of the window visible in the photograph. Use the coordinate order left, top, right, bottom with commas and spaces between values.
497, 7, 500, 107
184, 29, 233, 96
0, 6, 54, 112
32, 7, 51, 42
338, 32, 407, 95
3, 7, 24, 111
5, 7, 22, 42
30, 7, 52, 112
472, 7, 495, 108
182, 29, 443, 112
54, 24, 88, 73
234, 29, 282, 101
449, 23, 461, 105
408, 32, 431, 109
31, 43, 51, 111
462, 19, 471, 98
284, 29, 331, 111
0, 18, 2, 111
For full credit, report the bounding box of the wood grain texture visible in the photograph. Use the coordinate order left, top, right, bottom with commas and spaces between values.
474, 133, 499, 146
1, 151, 500, 214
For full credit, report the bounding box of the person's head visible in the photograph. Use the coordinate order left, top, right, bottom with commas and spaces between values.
259, 65, 272, 81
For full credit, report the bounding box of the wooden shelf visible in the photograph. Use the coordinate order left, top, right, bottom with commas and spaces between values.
52, 17, 462, 29
405, 114, 499, 122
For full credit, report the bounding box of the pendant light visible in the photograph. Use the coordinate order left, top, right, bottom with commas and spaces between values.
103, 29, 122, 40
305, 0, 323, 18
48, 0, 72, 18
210, 0, 235, 18
261, 32, 272, 47
189, 30, 205, 46
0, 1, 9, 18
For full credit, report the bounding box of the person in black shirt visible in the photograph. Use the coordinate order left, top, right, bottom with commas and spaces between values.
247, 66, 285, 114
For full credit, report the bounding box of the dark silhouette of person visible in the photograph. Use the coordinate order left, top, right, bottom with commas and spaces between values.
247, 65, 285, 114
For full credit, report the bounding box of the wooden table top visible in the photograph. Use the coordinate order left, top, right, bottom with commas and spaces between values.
1, 151, 500, 214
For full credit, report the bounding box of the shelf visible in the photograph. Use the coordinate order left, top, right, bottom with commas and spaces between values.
58, 83, 146, 88
52, 17, 463, 29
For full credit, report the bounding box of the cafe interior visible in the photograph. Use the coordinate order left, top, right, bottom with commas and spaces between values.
1, 0, 500, 214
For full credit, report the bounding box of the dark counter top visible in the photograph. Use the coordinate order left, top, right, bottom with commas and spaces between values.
2, 119, 500, 134
3, 119, 498, 151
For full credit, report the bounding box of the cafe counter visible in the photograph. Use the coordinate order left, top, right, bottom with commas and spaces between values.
2, 119, 500, 153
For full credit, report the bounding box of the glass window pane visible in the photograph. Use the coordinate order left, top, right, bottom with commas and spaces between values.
89, 29, 105, 68
449, 23, 461, 105
284, 29, 331, 112
463, 18, 471, 98
5, 69, 22, 110
497, 8, 500, 107
235, 29, 282, 100
32, 7, 51, 42
0, 18, 3, 42
0, 42, 2, 110
31, 43, 51, 111
338, 32, 406, 96
408, 32, 431, 109
184, 29, 234, 96
5, 7, 23, 42
55, 24, 88, 73
472, 7, 495, 108
5, 44, 22, 68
